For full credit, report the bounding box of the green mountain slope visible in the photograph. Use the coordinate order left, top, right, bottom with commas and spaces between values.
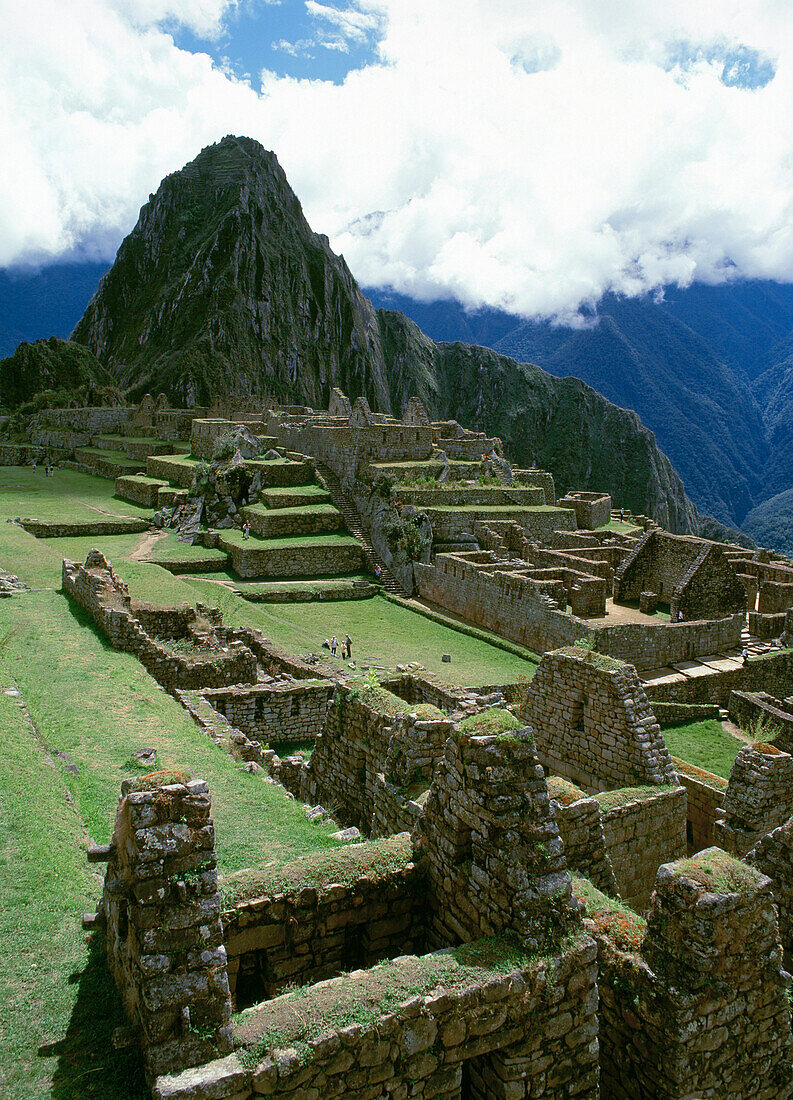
71, 135, 743, 539
0, 337, 113, 410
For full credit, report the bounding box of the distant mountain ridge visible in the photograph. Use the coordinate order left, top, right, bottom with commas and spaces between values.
3, 134, 788, 546
367, 284, 793, 547
64, 136, 727, 538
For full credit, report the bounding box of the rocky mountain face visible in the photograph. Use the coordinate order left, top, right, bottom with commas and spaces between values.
69, 135, 741, 539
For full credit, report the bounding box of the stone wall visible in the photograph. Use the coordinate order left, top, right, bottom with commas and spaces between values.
547, 776, 619, 895
218, 536, 364, 579
414, 552, 743, 669
28, 406, 136, 451
646, 648, 793, 707
62, 551, 258, 690
558, 490, 612, 529
729, 689, 793, 750
201, 682, 334, 746
115, 474, 169, 507
580, 850, 793, 1099
715, 742, 793, 856
521, 648, 677, 792
614, 529, 746, 621
596, 785, 687, 910
671, 757, 727, 852
222, 936, 598, 1100
19, 517, 150, 538
415, 729, 582, 949
307, 687, 452, 833
221, 849, 425, 1007
272, 406, 434, 482
98, 776, 233, 1081
746, 817, 793, 954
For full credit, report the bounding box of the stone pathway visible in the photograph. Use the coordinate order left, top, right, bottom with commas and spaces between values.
639, 631, 784, 688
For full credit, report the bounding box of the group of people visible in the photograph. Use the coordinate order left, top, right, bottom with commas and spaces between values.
31, 460, 57, 476
323, 633, 353, 659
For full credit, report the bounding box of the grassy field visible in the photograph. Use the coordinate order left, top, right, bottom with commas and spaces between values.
0, 468, 151, 523
663, 719, 743, 779
184, 583, 539, 684
0, 468, 360, 1096
0, 465, 544, 1095
0, 684, 148, 1098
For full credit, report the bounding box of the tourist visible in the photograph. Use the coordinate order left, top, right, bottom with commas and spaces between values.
344, 634, 352, 659
742, 646, 749, 665
619, 508, 624, 522
321, 639, 330, 650
677, 610, 684, 622
330, 635, 338, 656
374, 563, 383, 580
242, 520, 251, 540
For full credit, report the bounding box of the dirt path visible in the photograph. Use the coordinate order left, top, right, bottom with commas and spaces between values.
130, 530, 167, 560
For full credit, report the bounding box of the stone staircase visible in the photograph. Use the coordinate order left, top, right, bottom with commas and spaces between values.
312, 461, 408, 597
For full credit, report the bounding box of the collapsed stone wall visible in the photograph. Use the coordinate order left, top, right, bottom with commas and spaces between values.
98, 776, 233, 1082
547, 777, 619, 896
596, 785, 687, 910
62, 551, 258, 690
521, 648, 677, 792
580, 850, 793, 1100
729, 689, 793, 750
746, 818, 793, 954
307, 688, 452, 833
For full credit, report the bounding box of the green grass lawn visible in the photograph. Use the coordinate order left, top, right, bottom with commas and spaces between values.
0, 467, 152, 523
219, 529, 359, 549
663, 719, 743, 779
0, 686, 147, 1099
183, 586, 538, 684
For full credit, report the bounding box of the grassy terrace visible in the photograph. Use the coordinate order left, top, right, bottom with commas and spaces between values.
219, 529, 359, 549
186, 584, 539, 684
663, 718, 743, 780
0, 467, 151, 522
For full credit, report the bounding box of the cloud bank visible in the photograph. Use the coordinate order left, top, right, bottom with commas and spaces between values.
3, 0, 793, 320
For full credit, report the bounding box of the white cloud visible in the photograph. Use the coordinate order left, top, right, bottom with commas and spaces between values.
3, 0, 793, 320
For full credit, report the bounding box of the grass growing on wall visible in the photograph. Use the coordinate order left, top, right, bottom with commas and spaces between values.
662, 719, 743, 780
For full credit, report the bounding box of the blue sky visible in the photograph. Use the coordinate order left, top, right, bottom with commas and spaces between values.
171, 1, 384, 86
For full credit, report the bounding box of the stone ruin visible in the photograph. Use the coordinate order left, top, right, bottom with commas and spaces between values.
87, 694, 793, 1099
57, 538, 793, 1098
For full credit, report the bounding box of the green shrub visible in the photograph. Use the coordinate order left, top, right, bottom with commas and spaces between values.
212, 434, 237, 462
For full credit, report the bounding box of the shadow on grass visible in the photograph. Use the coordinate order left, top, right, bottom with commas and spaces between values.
61, 593, 119, 653
45, 937, 147, 1099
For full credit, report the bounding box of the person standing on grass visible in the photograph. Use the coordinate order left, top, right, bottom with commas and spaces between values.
344, 634, 352, 659
330, 635, 338, 656
242, 520, 251, 540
